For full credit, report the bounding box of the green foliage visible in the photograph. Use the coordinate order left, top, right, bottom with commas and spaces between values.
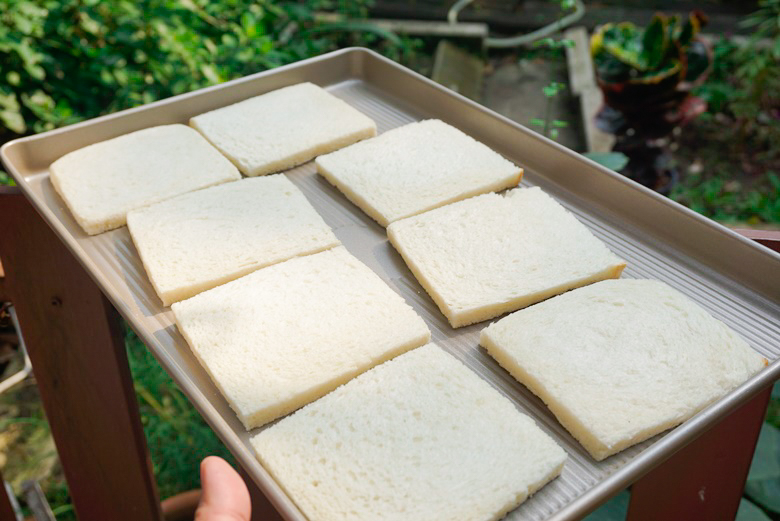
125, 328, 234, 501
528, 81, 568, 140
745, 422, 780, 515
740, 0, 780, 41
533, 37, 574, 52
693, 1, 780, 164
671, 171, 780, 224
0, 0, 412, 145
526, 36, 573, 141
591, 12, 708, 85
738, 498, 774, 521
583, 152, 629, 172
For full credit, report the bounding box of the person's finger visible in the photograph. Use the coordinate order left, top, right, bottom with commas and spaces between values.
195, 456, 252, 521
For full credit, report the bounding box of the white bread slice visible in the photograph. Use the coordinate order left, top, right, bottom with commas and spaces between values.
190, 82, 376, 176
480, 279, 768, 461
387, 187, 626, 327
172, 247, 430, 429
316, 119, 523, 226
127, 175, 339, 306
251, 343, 567, 521
49, 124, 240, 235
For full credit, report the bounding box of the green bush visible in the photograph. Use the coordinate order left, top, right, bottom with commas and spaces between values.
694, 1, 780, 164
0, 0, 414, 154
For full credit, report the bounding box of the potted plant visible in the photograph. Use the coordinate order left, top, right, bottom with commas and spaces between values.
590, 12, 713, 192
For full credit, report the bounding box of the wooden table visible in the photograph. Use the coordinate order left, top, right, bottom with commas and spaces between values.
0, 185, 774, 521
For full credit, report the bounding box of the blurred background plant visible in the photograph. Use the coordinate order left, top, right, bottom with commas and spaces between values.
0, 0, 418, 147
673, 0, 780, 225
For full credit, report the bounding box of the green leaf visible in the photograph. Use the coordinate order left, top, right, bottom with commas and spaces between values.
0, 169, 16, 186
583, 152, 629, 172
529, 118, 545, 126
746, 478, 780, 514
6, 71, 21, 86
583, 489, 630, 521
641, 14, 668, 70
533, 38, 556, 49
0, 109, 26, 134
772, 381, 780, 400
199, 63, 220, 85
241, 12, 257, 39
0, 88, 26, 134
678, 11, 702, 48
746, 423, 780, 514
737, 498, 773, 521
747, 423, 780, 482
560, 0, 575, 10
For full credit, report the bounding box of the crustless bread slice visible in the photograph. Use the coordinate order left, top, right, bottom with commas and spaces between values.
480, 279, 767, 460
172, 247, 430, 429
49, 124, 240, 235
387, 187, 626, 327
316, 119, 522, 226
251, 344, 567, 521
190, 82, 376, 176
127, 175, 339, 306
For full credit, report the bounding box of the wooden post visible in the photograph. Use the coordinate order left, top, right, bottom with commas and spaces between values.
627, 386, 772, 521
0, 469, 18, 521
0, 187, 163, 521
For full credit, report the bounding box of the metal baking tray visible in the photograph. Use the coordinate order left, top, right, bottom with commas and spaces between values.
2, 48, 779, 521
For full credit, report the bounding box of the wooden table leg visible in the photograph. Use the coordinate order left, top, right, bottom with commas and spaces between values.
0, 187, 163, 521
0, 468, 18, 520
626, 386, 772, 521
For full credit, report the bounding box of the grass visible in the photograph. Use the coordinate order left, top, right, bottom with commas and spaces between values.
0, 327, 234, 519
125, 328, 235, 501
670, 114, 780, 227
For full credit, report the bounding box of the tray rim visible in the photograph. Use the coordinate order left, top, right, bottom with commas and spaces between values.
2, 47, 779, 521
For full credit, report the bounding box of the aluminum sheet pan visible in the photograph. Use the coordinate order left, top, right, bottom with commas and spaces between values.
2, 48, 779, 521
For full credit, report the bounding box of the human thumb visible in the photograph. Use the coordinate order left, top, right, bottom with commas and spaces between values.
195, 456, 252, 521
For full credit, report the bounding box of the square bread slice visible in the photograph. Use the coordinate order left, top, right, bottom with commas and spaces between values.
387, 186, 626, 327
171, 246, 430, 429
316, 119, 523, 226
480, 279, 768, 461
190, 82, 376, 176
251, 343, 567, 521
50, 124, 240, 235
127, 175, 339, 306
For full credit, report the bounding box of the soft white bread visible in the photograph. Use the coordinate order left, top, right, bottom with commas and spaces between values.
127, 175, 339, 306
190, 82, 376, 176
316, 119, 523, 226
251, 343, 567, 521
49, 124, 240, 235
480, 279, 768, 461
172, 247, 430, 429
387, 187, 626, 327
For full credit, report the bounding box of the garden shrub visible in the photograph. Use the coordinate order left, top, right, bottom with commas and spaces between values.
0, 0, 414, 174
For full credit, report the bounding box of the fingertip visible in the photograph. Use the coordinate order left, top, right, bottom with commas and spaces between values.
197, 456, 251, 521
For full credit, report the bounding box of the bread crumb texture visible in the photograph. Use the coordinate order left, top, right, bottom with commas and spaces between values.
171, 247, 430, 429
49, 124, 240, 235
127, 175, 339, 306
480, 279, 767, 460
316, 119, 522, 226
251, 344, 567, 521
387, 187, 625, 327
191, 82, 376, 176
